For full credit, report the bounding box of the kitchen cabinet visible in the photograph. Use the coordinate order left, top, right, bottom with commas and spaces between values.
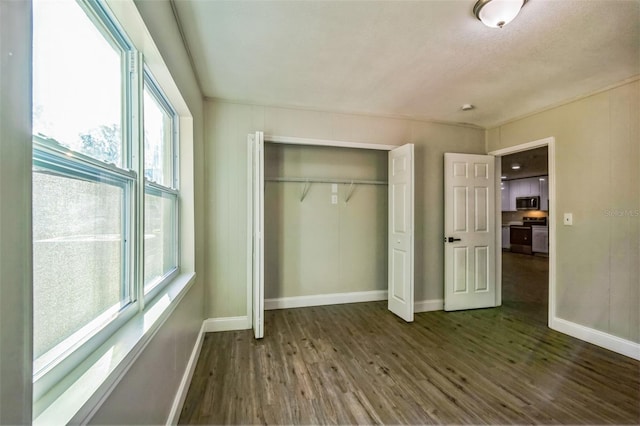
507, 176, 546, 211
510, 226, 532, 254
532, 226, 549, 253
508, 179, 530, 211
507, 181, 518, 211
501, 181, 510, 211
540, 176, 549, 210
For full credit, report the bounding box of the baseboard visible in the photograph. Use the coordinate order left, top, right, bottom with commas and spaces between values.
264, 291, 445, 314
415, 299, 444, 313
166, 322, 205, 425
265, 290, 388, 310
166, 315, 252, 424
203, 316, 251, 332
551, 317, 640, 361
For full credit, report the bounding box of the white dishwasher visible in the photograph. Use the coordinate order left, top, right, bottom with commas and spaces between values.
531, 225, 549, 254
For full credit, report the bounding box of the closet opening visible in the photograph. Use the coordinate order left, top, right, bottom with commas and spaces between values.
263, 143, 389, 315
248, 133, 415, 338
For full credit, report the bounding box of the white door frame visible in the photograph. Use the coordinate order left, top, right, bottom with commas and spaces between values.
265, 135, 398, 151
246, 135, 400, 328
488, 136, 556, 327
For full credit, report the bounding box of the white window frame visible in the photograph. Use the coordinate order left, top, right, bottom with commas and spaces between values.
31, 136, 139, 402
141, 70, 180, 302
142, 183, 179, 300
31, 0, 181, 407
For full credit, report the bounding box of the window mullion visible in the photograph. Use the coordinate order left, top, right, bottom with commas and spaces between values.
129, 49, 145, 312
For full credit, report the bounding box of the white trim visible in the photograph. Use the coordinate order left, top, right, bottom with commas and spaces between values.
246, 137, 254, 328
494, 157, 503, 306
547, 139, 557, 324
489, 136, 555, 157
551, 317, 640, 361
265, 135, 397, 151
414, 299, 444, 313
489, 136, 556, 326
265, 290, 388, 310
263, 291, 445, 313
166, 321, 206, 426
203, 316, 251, 333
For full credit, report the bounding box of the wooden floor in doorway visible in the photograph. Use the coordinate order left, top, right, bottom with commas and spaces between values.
179, 252, 640, 424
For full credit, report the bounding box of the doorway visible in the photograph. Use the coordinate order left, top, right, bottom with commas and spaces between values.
490, 137, 556, 327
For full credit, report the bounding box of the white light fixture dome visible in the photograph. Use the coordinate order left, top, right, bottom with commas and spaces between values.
473, 0, 527, 29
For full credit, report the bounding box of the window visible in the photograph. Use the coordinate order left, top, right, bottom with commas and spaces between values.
143, 75, 179, 294
33, 0, 122, 166
32, 148, 135, 369
32, 0, 179, 398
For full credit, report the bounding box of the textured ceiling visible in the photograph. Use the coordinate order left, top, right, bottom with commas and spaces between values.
173, 0, 640, 128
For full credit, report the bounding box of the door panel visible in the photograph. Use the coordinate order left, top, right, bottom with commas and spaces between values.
250, 131, 264, 339
388, 144, 414, 322
444, 153, 496, 311
475, 246, 489, 291
453, 247, 468, 293
391, 249, 407, 301
475, 187, 488, 231
453, 187, 468, 232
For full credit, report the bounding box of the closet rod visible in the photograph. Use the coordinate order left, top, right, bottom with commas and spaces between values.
265, 177, 387, 185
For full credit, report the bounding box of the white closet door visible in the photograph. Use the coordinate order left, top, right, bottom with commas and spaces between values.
444, 153, 497, 311
388, 144, 415, 322
249, 131, 264, 339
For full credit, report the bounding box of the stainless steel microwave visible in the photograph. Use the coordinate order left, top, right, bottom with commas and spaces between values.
516, 196, 540, 210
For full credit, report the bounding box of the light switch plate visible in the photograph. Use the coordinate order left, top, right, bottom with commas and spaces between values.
563, 213, 573, 225
331, 195, 338, 204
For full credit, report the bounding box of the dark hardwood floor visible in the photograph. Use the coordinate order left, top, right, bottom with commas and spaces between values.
179, 252, 640, 425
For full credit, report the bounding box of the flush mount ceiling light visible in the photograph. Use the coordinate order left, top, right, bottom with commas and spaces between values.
473, 0, 528, 29
511, 163, 521, 170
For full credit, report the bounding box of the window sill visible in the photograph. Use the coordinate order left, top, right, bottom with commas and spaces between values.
33, 272, 196, 425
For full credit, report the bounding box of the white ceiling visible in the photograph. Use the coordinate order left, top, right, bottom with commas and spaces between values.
172, 0, 640, 128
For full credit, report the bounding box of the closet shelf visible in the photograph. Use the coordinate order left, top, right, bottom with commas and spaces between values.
265, 177, 387, 185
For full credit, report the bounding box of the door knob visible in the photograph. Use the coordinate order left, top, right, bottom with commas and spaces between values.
447, 237, 461, 243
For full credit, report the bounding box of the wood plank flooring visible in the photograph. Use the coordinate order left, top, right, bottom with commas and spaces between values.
179, 252, 640, 424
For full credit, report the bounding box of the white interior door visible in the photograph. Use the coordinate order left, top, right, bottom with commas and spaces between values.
388, 144, 415, 322
250, 131, 264, 338
444, 153, 496, 311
